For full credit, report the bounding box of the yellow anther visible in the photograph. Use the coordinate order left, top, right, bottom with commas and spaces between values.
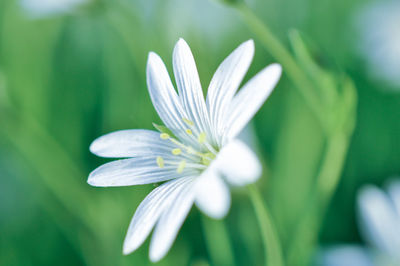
197, 132, 207, 143
177, 160, 186, 173
182, 118, 194, 127
185, 129, 193, 135
160, 133, 170, 140
156, 156, 164, 168
172, 148, 182, 155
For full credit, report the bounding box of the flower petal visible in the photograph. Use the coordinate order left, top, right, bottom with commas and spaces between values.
358, 185, 400, 256
214, 140, 261, 186
88, 157, 197, 187
123, 177, 189, 254
316, 245, 373, 266
387, 179, 400, 217
147, 52, 199, 148
89, 129, 176, 158
194, 168, 231, 219
149, 176, 196, 262
173, 39, 212, 141
206, 40, 254, 144
222, 63, 282, 142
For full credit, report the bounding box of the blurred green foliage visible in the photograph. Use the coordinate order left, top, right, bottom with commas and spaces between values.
0, 0, 399, 265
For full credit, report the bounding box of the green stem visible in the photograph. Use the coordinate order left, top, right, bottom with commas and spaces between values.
287, 132, 351, 266
201, 216, 236, 266
316, 132, 350, 204
235, 3, 325, 124
248, 184, 284, 266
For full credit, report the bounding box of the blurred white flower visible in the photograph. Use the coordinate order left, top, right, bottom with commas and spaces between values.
317, 179, 400, 266
356, 1, 400, 89
20, 0, 87, 17
88, 38, 282, 262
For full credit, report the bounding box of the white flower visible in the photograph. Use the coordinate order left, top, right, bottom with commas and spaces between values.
88, 38, 282, 262
20, 0, 87, 17
355, 0, 400, 89
317, 179, 400, 266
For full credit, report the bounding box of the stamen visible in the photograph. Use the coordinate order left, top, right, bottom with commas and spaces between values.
177, 160, 186, 173
156, 156, 164, 168
197, 132, 206, 143
182, 117, 194, 127
153, 123, 174, 137
172, 148, 182, 155
169, 138, 187, 150
160, 133, 170, 140
157, 125, 217, 166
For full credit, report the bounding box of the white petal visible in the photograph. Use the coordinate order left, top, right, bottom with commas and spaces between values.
206, 40, 254, 144
222, 63, 282, 142
89, 129, 176, 158
387, 179, 400, 217
357, 185, 400, 256
149, 176, 196, 262
123, 178, 189, 254
194, 169, 231, 219
173, 39, 211, 140
21, 0, 85, 17
147, 52, 199, 148
214, 140, 261, 186
316, 245, 373, 266
88, 157, 197, 187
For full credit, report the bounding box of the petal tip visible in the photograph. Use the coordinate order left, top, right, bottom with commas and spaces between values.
89, 140, 99, 155
122, 241, 135, 256
206, 206, 230, 220
87, 170, 105, 187
87, 174, 97, 187
243, 39, 255, 49
358, 185, 379, 204
149, 248, 163, 263
147, 51, 159, 63
173, 38, 190, 57
176, 37, 188, 47
269, 63, 283, 76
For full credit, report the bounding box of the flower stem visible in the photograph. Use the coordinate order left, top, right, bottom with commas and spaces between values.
247, 184, 284, 266
201, 216, 236, 266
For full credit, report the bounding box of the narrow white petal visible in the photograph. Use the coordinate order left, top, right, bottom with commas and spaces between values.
214, 140, 261, 186
358, 185, 400, 256
123, 178, 189, 254
88, 157, 197, 187
147, 52, 199, 148
149, 176, 196, 262
89, 129, 176, 158
206, 40, 254, 143
222, 63, 282, 142
194, 169, 231, 219
173, 39, 211, 141
316, 245, 373, 266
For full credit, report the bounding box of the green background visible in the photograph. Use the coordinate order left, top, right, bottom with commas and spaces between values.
0, 0, 399, 265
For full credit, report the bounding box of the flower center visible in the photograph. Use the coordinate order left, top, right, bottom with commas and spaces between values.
154, 118, 218, 173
